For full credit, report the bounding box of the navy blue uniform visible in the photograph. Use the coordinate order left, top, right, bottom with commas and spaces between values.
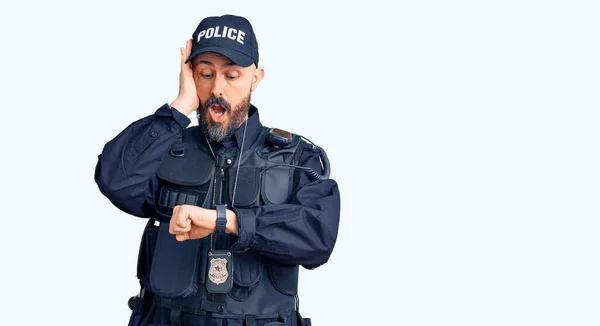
94, 104, 341, 325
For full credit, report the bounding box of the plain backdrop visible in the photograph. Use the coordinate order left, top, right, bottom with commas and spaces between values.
0, 1, 598, 325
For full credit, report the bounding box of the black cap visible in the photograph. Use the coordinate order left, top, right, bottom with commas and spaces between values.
185, 14, 259, 67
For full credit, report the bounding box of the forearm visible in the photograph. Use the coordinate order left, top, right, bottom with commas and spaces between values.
231, 179, 341, 268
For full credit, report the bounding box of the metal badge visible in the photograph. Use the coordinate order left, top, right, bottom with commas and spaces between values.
206, 250, 233, 293
208, 257, 229, 285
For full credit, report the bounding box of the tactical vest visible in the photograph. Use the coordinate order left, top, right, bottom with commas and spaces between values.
136, 125, 308, 321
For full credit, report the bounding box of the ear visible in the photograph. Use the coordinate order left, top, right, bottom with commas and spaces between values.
250, 67, 265, 92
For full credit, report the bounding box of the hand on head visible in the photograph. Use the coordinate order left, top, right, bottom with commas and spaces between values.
169, 38, 200, 116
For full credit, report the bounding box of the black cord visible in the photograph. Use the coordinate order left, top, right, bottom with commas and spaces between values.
298, 136, 330, 179
263, 133, 330, 180
260, 163, 325, 180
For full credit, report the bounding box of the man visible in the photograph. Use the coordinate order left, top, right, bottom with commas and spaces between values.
94, 14, 341, 326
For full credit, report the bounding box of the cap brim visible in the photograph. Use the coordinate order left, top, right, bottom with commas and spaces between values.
185, 46, 254, 67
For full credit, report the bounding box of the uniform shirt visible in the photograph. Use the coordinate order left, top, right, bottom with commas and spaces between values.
94, 104, 341, 269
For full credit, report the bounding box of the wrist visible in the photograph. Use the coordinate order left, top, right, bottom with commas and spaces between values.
170, 97, 196, 116
225, 209, 238, 235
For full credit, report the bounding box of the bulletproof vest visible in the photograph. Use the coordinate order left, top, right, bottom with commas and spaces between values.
136, 125, 306, 319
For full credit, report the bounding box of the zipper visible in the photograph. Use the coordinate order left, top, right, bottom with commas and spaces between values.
212, 162, 225, 207
219, 168, 225, 205
212, 170, 217, 208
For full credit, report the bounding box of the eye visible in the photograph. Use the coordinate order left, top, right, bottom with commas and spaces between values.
197, 70, 213, 79
226, 75, 238, 80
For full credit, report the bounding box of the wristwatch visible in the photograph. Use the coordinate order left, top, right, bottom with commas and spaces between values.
215, 204, 227, 234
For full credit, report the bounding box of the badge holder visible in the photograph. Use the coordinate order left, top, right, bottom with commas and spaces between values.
206, 204, 233, 293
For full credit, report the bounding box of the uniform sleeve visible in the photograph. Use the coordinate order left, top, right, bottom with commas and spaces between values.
230, 145, 341, 269
94, 104, 191, 218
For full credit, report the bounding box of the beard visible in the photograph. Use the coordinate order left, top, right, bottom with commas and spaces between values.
197, 93, 251, 143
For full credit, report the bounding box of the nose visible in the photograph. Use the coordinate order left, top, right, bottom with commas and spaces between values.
211, 75, 226, 98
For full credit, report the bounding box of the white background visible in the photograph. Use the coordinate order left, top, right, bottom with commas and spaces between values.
1, 1, 598, 325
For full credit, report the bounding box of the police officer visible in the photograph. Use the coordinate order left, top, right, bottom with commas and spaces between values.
94, 14, 341, 326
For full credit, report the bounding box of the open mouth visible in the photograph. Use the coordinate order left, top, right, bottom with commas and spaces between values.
209, 105, 227, 123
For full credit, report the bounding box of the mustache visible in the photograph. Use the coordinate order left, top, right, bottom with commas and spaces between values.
204, 96, 231, 110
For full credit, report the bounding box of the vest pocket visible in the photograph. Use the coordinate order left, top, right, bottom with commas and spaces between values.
261, 167, 292, 205
155, 146, 215, 217
156, 186, 207, 219
268, 263, 299, 296
149, 223, 201, 298
228, 251, 263, 301
228, 167, 261, 207
136, 219, 159, 283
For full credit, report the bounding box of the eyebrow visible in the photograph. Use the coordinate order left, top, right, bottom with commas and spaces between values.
196, 60, 238, 67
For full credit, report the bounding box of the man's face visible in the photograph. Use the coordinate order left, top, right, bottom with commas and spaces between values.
192, 52, 264, 142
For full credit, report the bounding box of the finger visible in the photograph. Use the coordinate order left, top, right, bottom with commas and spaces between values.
172, 223, 191, 234
170, 205, 184, 234
176, 233, 190, 242
184, 39, 193, 64
175, 209, 191, 230
173, 204, 185, 219
186, 38, 193, 55
176, 215, 191, 228
174, 217, 191, 232
170, 218, 190, 234
169, 220, 175, 234
169, 212, 178, 234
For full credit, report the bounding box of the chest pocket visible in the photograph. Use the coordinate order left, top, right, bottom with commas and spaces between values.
260, 166, 293, 205
156, 146, 215, 218
226, 165, 295, 207
256, 144, 298, 206
227, 167, 261, 207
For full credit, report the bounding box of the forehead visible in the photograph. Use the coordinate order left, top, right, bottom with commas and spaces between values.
192, 52, 236, 67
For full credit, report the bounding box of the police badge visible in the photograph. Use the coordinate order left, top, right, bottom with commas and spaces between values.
209, 258, 228, 284
206, 250, 233, 293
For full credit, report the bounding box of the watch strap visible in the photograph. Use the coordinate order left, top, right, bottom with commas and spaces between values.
215, 204, 227, 234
